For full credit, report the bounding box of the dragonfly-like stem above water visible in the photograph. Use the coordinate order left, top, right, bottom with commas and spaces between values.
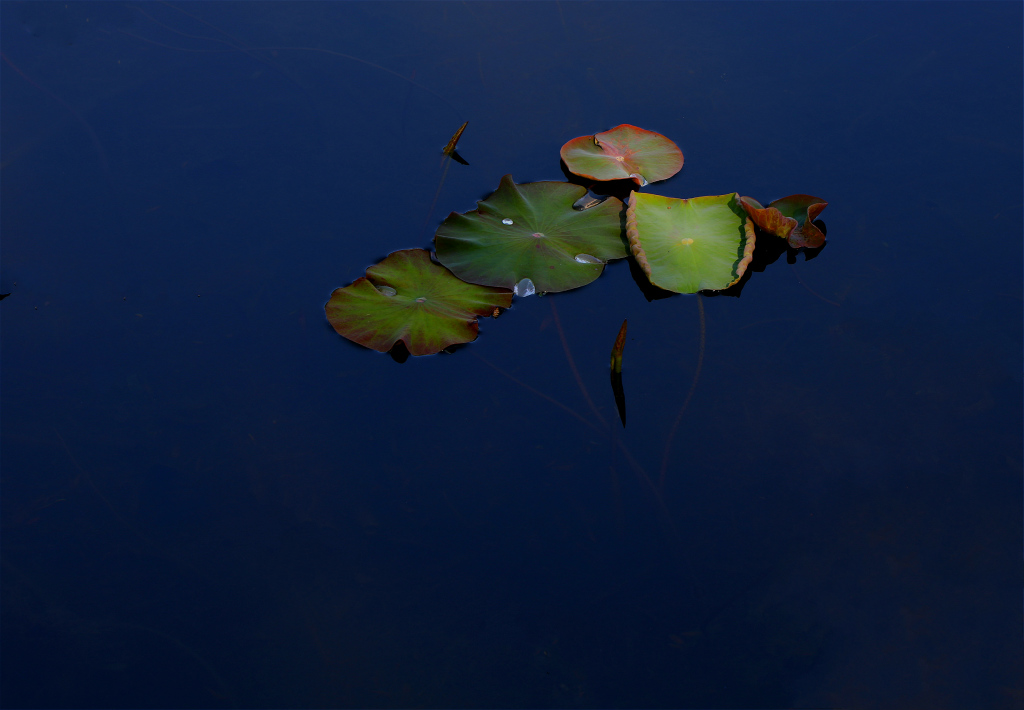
423, 122, 470, 239
443, 121, 470, 166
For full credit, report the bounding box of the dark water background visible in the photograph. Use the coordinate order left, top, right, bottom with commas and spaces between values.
2, 2, 1021, 708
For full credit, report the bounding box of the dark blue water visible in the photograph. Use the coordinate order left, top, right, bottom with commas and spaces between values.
2, 3, 1021, 708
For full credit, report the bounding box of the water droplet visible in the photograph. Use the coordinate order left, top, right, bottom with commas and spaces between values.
415, 296, 427, 303
513, 278, 535, 297
376, 285, 397, 297
532, 232, 545, 238
629, 173, 649, 187
502, 218, 514, 225
574, 253, 603, 264
572, 192, 609, 211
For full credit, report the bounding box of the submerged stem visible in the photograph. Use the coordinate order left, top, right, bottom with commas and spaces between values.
549, 299, 608, 430
659, 295, 705, 491
421, 154, 453, 241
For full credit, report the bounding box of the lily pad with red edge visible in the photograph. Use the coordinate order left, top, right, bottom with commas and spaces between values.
433, 175, 628, 294
560, 124, 683, 187
739, 194, 828, 248
626, 192, 755, 294
325, 249, 512, 356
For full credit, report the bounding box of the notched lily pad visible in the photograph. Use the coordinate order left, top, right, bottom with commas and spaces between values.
739, 194, 828, 249
560, 124, 683, 187
434, 175, 628, 294
626, 192, 755, 294
325, 249, 512, 356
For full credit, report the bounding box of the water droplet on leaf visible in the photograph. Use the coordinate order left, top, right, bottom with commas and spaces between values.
376, 285, 397, 297
572, 191, 609, 211
629, 173, 649, 187
502, 218, 513, 225
574, 253, 603, 264
513, 278, 536, 297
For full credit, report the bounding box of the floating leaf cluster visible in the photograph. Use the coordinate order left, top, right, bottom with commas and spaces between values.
326, 123, 828, 356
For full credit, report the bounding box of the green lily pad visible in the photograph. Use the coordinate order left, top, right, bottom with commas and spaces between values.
325, 249, 512, 356
626, 192, 755, 294
739, 194, 828, 248
560, 124, 683, 186
434, 175, 628, 295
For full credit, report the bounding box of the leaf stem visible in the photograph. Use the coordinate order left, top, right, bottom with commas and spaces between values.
549, 299, 607, 430
659, 295, 705, 491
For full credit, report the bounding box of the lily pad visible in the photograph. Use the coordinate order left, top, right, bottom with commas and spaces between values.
626, 192, 755, 294
325, 249, 512, 356
434, 175, 628, 294
739, 195, 828, 249
560, 124, 683, 186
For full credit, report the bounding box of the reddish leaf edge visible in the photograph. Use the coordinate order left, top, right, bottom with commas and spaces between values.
739, 195, 828, 249
560, 124, 684, 187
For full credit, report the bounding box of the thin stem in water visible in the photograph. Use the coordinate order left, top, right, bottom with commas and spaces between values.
549, 299, 608, 430
659, 295, 705, 491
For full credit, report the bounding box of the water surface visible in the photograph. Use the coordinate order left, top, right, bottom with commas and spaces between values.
2, 2, 1021, 707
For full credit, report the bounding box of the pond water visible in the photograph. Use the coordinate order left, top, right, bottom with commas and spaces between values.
2, 2, 1021, 708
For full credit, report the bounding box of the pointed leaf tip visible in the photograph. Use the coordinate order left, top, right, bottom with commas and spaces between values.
610, 319, 628, 373
443, 121, 469, 160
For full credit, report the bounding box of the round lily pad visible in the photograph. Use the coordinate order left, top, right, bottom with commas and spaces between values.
325, 249, 512, 356
626, 192, 755, 294
433, 175, 628, 294
740, 194, 828, 248
560, 124, 683, 186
